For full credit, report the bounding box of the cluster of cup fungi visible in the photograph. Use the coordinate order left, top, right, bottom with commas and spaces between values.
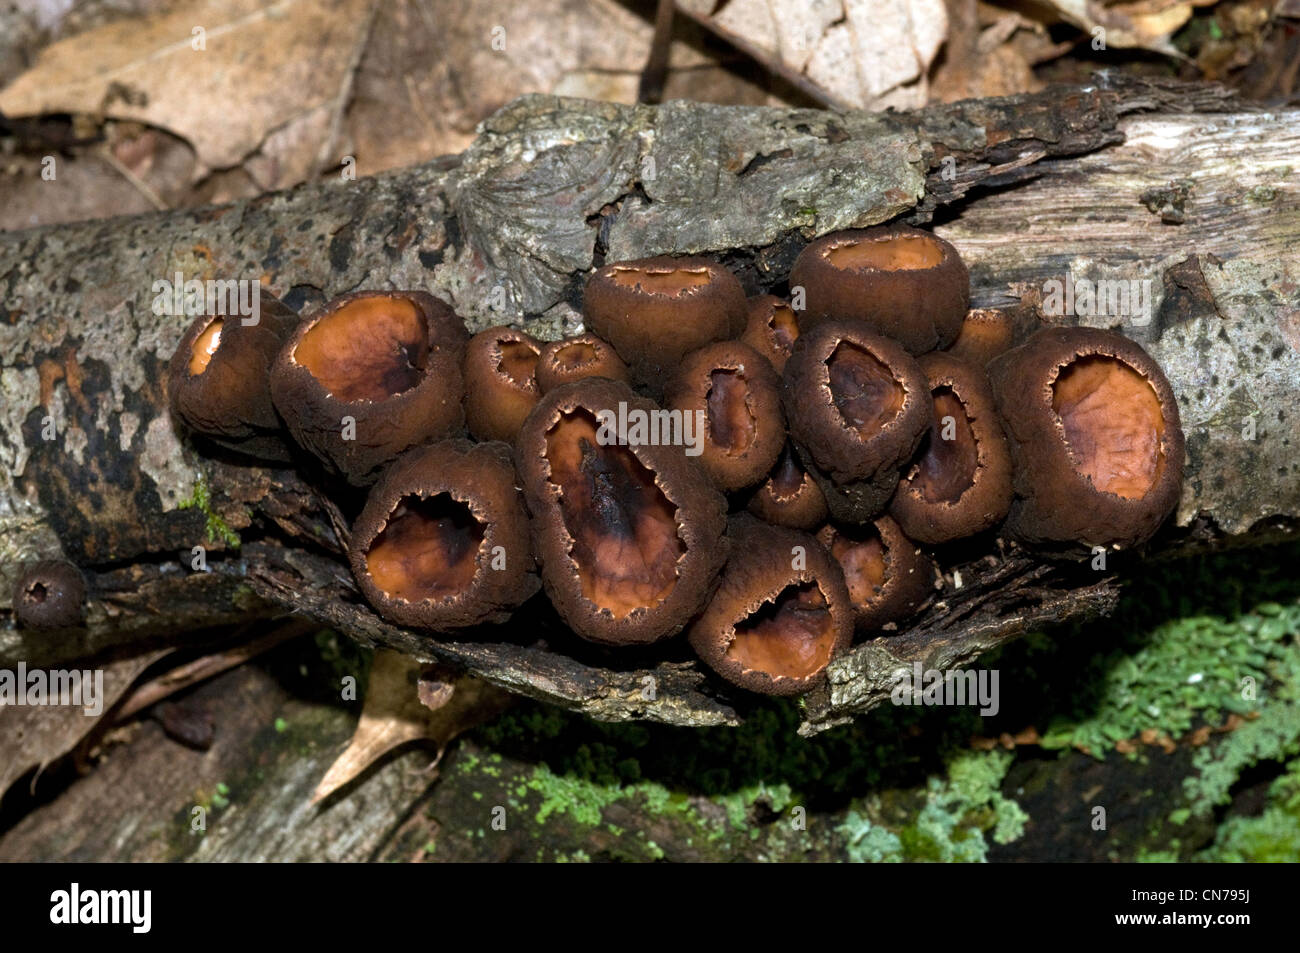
11, 224, 1187, 700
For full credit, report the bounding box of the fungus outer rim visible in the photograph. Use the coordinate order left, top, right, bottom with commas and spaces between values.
535, 395, 693, 619
284, 292, 443, 406
815, 230, 952, 273
720, 574, 842, 685
895, 372, 988, 512
1042, 342, 1174, 505
361, 488, 492, 608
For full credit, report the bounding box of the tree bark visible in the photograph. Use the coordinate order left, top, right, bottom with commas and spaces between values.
2, 75, 1296, 734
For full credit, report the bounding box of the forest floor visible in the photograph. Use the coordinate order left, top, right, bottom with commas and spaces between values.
3, 542, 1297, 861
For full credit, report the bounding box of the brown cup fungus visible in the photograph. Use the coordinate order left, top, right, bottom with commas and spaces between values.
348, 440, 539, 630
516, 376, 727, 646
167, 288, 299, 461
888, 352, 1012, 544
535, 333, 629, 393
688, 516, 851, 696
464, 326, 541, 443
662, 341, 784, 492
789, 225, 969, 354
582, 256, 746, 393
782, 321, 931, 523
817, 517, 935, 632
740, 294, 800, 374
270, 291, 467, 486
746, 442, 829, 530
945, 307, 1016, 366
988, 326, 1185, 550
13, 559, 86, 629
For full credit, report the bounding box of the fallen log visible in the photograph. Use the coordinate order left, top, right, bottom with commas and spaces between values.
2, 74, 1296, 734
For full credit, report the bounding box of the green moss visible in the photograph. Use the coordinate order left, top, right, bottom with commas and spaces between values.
528, 764, 625, 826
178, 473, 242, 549
1136, 846, 1180, 863
841, 811, 904, 862
720, 782, 792, 829
837, 749, 1026, 863
1014, 553, 1300, 759
452, 543, 1300, 862
1199, 757, 1300, 861
449, 748, 812, 858
1183, 643, 1300, 815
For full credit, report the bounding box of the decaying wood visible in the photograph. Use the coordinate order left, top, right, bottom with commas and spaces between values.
2, 75, 1297, 734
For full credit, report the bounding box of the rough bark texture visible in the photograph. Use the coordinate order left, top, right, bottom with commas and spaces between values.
2, 75, 1297, 734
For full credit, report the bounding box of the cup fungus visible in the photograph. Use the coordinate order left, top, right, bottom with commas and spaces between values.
746, 442, 830, 530
270, 290, 468, 485
464, 326, 542, 443
13, 559, 86, 629
167, 289, 299, 462
945, 307, 1016, 366
515, 376, 727, 646
790, 225, 969, 354
782, 321, 931, 523
348, 440, 539, 630
688, 516, 851, 696
817, 517, 935, 632
535, 333, 629, 393
988, 326, 1185, 550
582, 256, 746, 393
888, 352, 1013, 544
662, 341, 784, 492
740, 294, 800, 374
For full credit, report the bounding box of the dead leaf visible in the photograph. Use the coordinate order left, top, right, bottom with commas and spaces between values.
114, 621, 308, 722
0, 650, 168, 800
312, 649, 512, 804
931, 1, 1045, 102
347, 0, 735, 177
1012, 726, 1040, 745
0, 0, 375, 173
682, 0, 949, 110
1035, 0, 1217, 56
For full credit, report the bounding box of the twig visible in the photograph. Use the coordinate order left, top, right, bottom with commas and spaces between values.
113, 619, 313, 722
97, 141, 168, 211
638, 0, 676, 104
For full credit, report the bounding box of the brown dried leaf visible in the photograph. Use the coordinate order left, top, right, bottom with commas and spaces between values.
0, 0, 375, 173
686, 0, 949, 110
0, 650, 168, 799
932, 1, 1044, 102
1034, 0, 1217, 55
311, 649, 512, 804
114, 623, 307, 722
347, 0, 732, 177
